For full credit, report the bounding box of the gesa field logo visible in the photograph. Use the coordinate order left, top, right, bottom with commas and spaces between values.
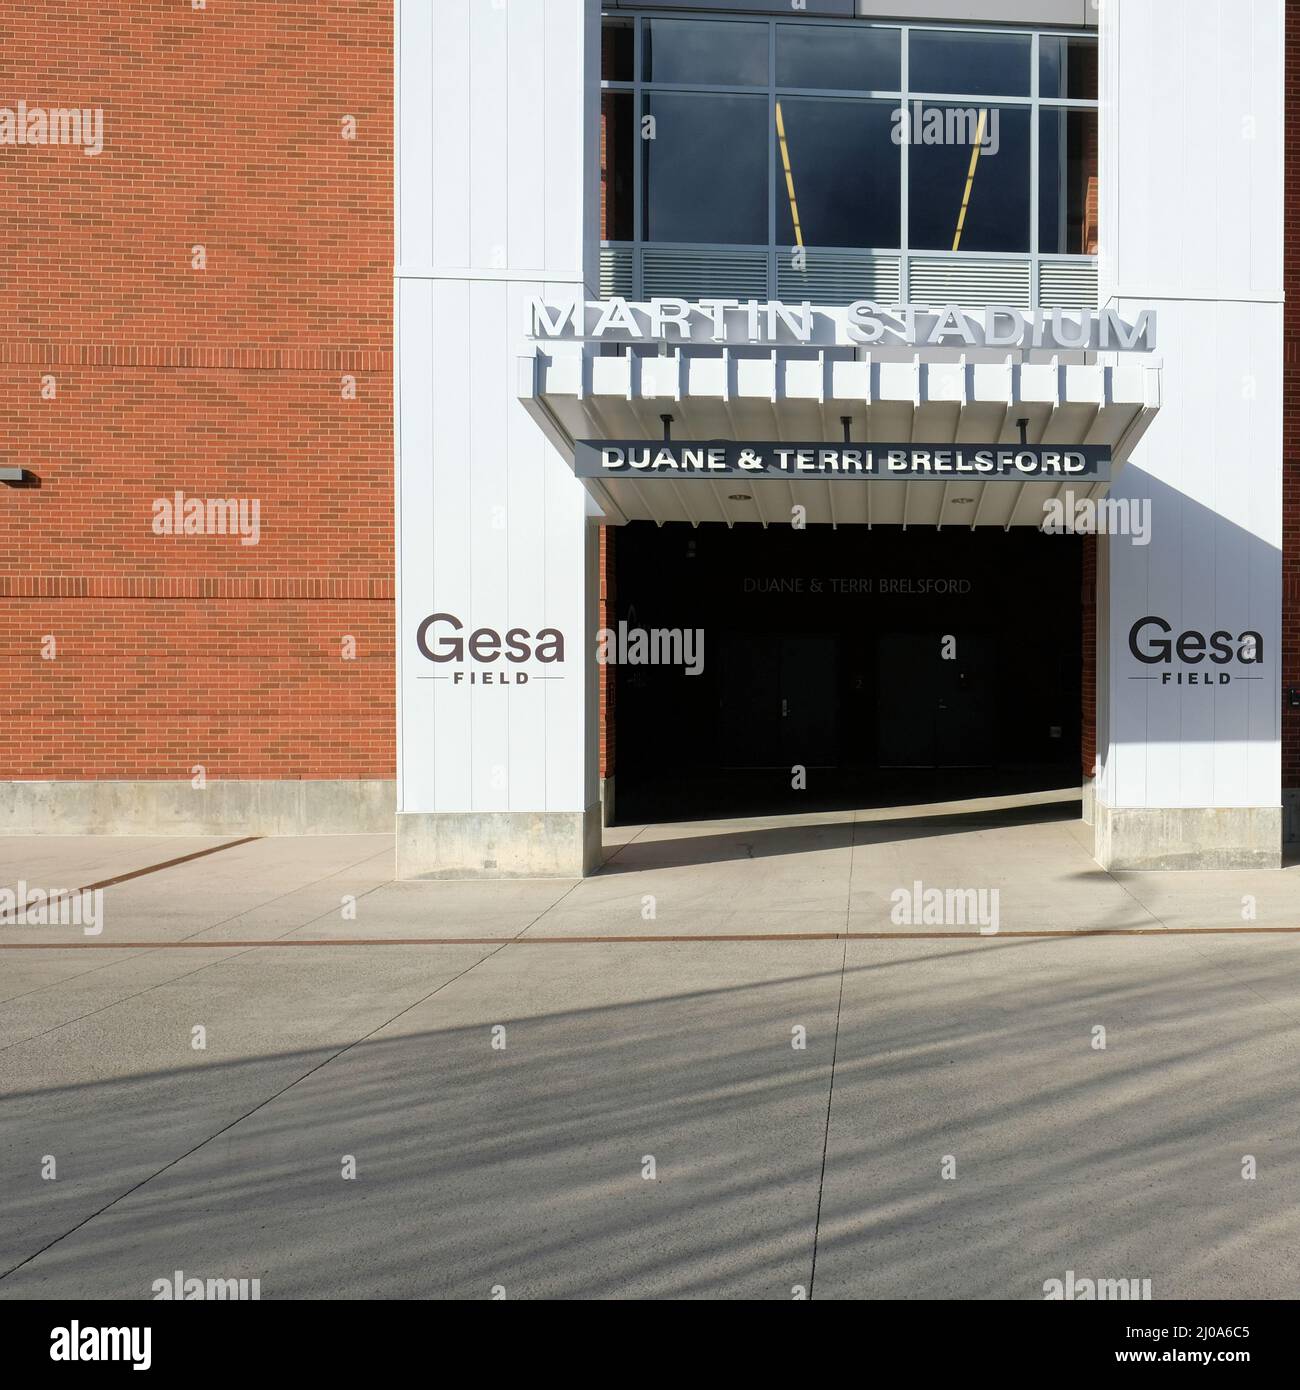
1128, 616, 1263, 686
415, 612, 564, 685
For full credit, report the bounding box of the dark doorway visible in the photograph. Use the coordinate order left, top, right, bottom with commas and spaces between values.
875, 632, 998, 767
613, 522, 1082, 824
718, 633, 838, 767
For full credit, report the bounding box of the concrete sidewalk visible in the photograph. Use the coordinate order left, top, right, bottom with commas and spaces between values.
1, 803, 1299, 1299
2, 792, 1296, 949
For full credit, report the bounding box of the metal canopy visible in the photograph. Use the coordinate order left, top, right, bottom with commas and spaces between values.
518, 347, 1162, 529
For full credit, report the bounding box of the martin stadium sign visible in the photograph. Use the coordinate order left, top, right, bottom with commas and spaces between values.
528, 298, 1158, 352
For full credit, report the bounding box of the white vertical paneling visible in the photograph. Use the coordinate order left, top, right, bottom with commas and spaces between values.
429, 0, 470, 269
1247, 0, 1285, 300
508, 1, 548, 271
505, 279, 549, 812
397, 0, 598, 825
1108, 459, 1149, 810
430, 278, 474, 809
544, 0, 587, 278
469, 1, 510, 270
1100, 0, 1283, 814
1242, 299, 1284, 801
395, 278, 435, 811
1104, 0, 1284, 303
1178, 301, 1217, 809
468, 279, 511, 811
397, 0, 434, 268
1211, 6, 1252, 294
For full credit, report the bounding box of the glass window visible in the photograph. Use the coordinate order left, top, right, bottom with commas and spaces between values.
1039, 109, 1098, 254
774, 98, 900, 248
908, 105, 1030, 252
643, 93, 768, 244
598, 17, 1098, 277
601, 16, 634, 83
909, 30, 1031, 97
601, 93, 634, 241
775, 24, 901, 92
1040, 36, 1098, 100
643, 18, 768, 86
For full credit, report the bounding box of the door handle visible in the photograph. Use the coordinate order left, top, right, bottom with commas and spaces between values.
782, 698, 789, 718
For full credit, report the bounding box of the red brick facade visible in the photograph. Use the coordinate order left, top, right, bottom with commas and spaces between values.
0, 1, 393, 783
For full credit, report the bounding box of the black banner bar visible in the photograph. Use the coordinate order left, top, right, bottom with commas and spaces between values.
0, 1299, 1284, 1372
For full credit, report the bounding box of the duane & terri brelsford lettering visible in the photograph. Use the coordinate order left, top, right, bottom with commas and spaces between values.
596, 446, 1091, 475
600, 445, 732, 471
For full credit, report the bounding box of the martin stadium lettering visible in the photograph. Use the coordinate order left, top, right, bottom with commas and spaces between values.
529, 298, 1157, 352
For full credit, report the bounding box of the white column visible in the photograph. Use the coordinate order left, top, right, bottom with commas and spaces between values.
1094, 0, 1283, 867
395, 0, 602, 877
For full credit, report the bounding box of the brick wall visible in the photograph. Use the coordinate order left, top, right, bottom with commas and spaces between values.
1285, 9, 1300, 792
0, 1, 393, 783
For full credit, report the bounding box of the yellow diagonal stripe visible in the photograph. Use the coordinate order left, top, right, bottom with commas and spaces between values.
774, 100, 803, 250
952, 108, 989, 252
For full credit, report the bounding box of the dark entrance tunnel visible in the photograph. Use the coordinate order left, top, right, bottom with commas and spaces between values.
611, 522, 1083, 824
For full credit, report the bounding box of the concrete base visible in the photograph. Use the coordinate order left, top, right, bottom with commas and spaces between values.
600, 775, 616, 828
0, 779, 395, 836
396, 805, 602, 879
1081, 774, 1096, 827
1094, 801, 1282, 871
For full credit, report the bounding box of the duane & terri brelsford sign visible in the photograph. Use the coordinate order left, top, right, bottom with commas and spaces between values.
577, 441, 1111, 482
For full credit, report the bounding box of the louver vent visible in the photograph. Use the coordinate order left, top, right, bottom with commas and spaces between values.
908, 257, 1032, 309
777, 251, 901, 306
1038, 258, 1099, 308
641, 247, 769, 300
599, 246, 634, 298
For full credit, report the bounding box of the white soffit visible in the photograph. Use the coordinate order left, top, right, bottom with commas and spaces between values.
518, 347, 1162, 530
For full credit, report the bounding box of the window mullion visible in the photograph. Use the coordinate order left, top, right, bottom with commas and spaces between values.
900, 24, 910, 300
768, 19, 777, 295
